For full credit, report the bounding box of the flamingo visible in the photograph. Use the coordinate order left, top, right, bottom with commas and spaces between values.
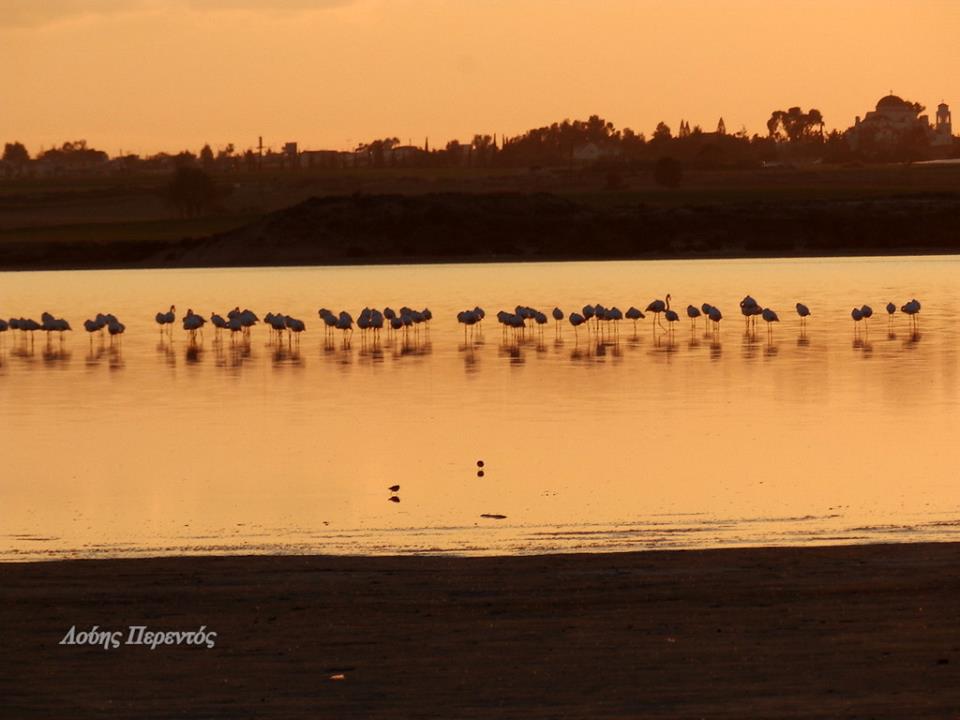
686, 304, 701, 330
661, 294, 678, 331
240, 309, 259, 334
740, 295, 762, 329
664, 307, 679, 331
851, 307, 864, 331
155, 305, 175, 333
83, 317, 105, 335
335, 311, 353, 342
795, 303, 810, 327
41, 312, 71, 340
707, 305, 723, 330
318, 309, 338, 336
370, 309, 384, 337
285, 316, 306, 341
701, 303, 714, 331
211, 313, 228, 335
107, 317, 125, 341
182, 308, 205, 341
607, 307, 623, 338
901, 298, 921, 330
568, 312, 585, 340
625, 306, 644, 332
860, 305, 873, 327
266, 312, 287, 339
645, 296, 668, 329
761, 308, 779, 337
457, 309, 480, 340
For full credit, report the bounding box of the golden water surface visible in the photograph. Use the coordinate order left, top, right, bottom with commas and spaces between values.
1, 256, 958, 560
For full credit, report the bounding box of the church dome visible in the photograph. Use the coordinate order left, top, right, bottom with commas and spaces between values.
877, 94, 908, 110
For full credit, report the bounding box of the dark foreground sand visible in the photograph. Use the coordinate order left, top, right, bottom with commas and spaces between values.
3, 543, 960, 718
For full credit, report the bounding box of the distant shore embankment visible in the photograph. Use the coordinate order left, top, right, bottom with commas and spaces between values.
2, 191, 959, 271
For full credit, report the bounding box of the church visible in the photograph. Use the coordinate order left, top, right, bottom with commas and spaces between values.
846, 94, 952, 153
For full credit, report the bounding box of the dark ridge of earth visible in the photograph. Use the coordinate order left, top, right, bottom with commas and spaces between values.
4, 191, 960, 270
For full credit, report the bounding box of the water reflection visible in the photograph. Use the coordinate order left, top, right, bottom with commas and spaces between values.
1, 256, 959, 561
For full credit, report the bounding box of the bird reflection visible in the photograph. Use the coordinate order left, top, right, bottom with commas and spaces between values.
185, 345, 203, 364
272, 345, 303, 366
796, 332, 810, 348
499, 342, 524, 365
42, 345, 71, 366
709, 339, 722, 360
214, 336, 253, 370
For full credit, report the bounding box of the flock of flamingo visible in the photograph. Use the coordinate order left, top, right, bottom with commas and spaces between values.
458, 294, 922, 341
0, 295, 923, 348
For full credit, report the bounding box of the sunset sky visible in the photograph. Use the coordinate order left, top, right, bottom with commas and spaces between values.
3, 0, 957, 156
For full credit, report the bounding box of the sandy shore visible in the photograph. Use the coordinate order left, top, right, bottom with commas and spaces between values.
3, 543, 960, 718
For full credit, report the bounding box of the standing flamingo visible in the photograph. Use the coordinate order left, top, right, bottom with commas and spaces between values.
645, 295, 669, 329
795, 303, 810, 327
761, 308, 779, 337
155, 305, 175, 333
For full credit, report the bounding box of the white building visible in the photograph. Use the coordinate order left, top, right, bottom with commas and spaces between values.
847, 94, 953, 152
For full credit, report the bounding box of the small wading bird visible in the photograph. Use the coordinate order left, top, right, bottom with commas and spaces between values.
155, 305, 175, 333
886, 302, 897, 326
795, 302, 810, 327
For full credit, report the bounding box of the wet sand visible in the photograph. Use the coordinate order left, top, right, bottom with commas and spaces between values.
3, 543, 960, 718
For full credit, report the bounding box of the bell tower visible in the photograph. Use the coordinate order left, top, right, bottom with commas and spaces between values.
936, 103, 952, 136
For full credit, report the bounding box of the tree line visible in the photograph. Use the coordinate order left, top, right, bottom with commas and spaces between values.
3, 101, 956, 182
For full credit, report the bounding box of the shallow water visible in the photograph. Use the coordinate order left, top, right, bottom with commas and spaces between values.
1, 256, 958, 561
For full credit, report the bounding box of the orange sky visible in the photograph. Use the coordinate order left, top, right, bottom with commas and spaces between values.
2, 0, 957, 156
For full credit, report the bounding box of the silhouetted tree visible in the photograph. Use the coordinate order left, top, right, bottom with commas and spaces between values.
472, 134, 495, 166
767, 107, 825, 143
3, 141, 29, 174
199, 144, 215, 170
166, 166, 218, 217
652, 122, 672, 142
38, 140, 108, 167
653, 156, 683, 187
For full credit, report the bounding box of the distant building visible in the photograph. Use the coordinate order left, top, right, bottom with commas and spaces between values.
846, 93, 953, 153
386, 145, 427, 164
572, 142, 621, 163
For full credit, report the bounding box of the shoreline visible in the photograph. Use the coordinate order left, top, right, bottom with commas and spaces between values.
0, 245, 957, 274
5, 541, 960, 717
